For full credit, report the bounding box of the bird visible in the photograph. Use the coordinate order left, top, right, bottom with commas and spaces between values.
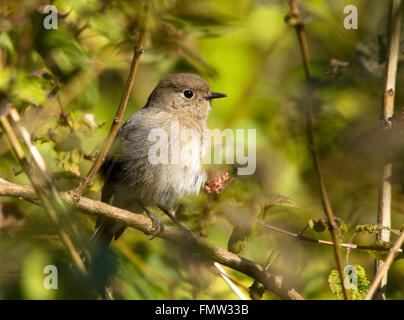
91, 73, 226, 247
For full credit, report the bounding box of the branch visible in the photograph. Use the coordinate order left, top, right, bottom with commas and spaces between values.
382, 0, 402, 126
286, 0, 349, 299
257, 220, 402, 253
365, 229, 404, 300
74, 3, 149, 196
0, 178, 304, 300
0, 105, 86, 274
375, 0, 402, 300
214, 262, 248, 300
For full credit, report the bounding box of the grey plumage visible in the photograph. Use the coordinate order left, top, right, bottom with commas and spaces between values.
92, 73, 226, 246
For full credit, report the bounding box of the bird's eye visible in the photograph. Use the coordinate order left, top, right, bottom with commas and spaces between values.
182, 89, 194, 99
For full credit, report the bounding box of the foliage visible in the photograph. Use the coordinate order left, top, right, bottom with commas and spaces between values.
0, 0, 404, 300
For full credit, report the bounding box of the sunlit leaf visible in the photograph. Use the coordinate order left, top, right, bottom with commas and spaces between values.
262, 194, 299, 209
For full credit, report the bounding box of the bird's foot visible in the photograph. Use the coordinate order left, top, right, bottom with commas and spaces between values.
159, 206, 196, 239
139, 203, 164, 239
150, 214, 164, 239
145, 210, 164, 240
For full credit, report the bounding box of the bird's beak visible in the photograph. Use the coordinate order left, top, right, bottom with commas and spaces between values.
204, 92, 227, 100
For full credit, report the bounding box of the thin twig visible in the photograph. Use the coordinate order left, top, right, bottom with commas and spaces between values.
286, 0, 349, 299
375, 0, 402, 300
365, 229, 404, 300
57, 94, 74, 133
0, 178, 304, 300
256, 220, 402, 253
74, 3, 149, 196
214, 263, 249, 300
286, 1, 310, 78
0, 106, 86, 274
376, 164, 392, 300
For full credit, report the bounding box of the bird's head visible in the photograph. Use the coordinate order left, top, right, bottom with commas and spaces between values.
145, 73, 226, 119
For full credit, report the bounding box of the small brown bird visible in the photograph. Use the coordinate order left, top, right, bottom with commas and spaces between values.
92, 73, 226, 246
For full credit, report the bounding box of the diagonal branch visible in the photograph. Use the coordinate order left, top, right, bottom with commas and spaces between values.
0, 104, 86, 274
286, 0, 349, 299
256, 220, 402, 253
365, 229, 404, 300
0, 178, 304, 300
74, 3, 149, 196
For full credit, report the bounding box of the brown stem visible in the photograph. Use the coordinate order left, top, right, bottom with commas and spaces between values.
74, 3, 148, 196
286, 0, 349, 299
0, 178, 304, 300
57, 94, 74, 133
375, 0, 402, 300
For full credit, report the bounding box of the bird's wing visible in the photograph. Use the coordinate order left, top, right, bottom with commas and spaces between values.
94, 158, 118, 230
93, 155, 128, 244
95, 129, 124, 229
93, 109, 160, 240
100, 158, 117, 203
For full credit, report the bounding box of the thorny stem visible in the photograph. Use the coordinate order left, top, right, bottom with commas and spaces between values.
286, 0, 349, 300
375, 0, 402, 300
74, 3, 149, 197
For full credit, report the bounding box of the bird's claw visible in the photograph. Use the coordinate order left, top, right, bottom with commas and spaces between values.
148, 213, 164, 240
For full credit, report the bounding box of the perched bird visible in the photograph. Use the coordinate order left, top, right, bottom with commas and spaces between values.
92, 73, 226, 247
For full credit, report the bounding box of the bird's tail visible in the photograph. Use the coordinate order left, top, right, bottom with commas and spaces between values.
87, 221, 120, 299
90, 222, 115, 249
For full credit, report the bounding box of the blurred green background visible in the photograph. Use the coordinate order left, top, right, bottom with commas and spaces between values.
0, 0, 404, 299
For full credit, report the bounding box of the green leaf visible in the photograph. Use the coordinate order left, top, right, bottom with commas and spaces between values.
0, 66, 14, 91
227, 225, 253, 254
249, 281, 265, 300
262, 195, 299, 215
0, 32, 15, 59
308, 218, 326, 233
11, 72, 49, 106
45, 29, 89, 73
335, 217, 347, 243
355, 224, 384, 235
